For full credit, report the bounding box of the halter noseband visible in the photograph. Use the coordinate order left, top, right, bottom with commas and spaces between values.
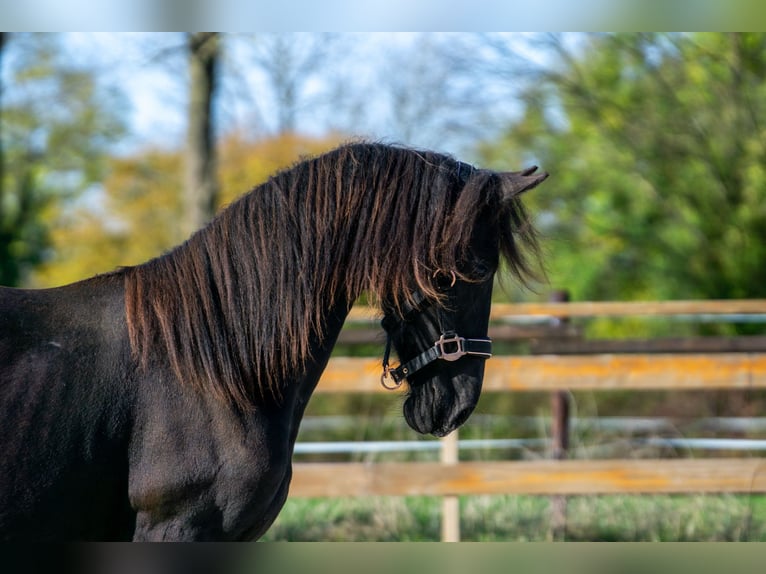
379, 276, 493, 390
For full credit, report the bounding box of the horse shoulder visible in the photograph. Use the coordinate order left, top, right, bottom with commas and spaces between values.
128, 382, 291, 541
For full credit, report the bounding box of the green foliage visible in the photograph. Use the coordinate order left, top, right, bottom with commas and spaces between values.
0, 33, 125, 286
32, 149, 184, 285
33, 131, 342, 286
480, 33, 766, 318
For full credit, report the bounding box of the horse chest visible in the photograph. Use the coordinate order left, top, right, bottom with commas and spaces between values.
128, 391, 291, 541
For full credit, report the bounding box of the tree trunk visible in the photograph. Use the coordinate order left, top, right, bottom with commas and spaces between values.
0, 32, 9, 285
1, 32, 7, 220
184, 32, 220, 238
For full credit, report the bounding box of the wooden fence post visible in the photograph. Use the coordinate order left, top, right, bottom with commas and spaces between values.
440, 430, 460, 542
548, 290, 571, 541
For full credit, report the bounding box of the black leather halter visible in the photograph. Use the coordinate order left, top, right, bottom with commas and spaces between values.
379, 283, 493, 390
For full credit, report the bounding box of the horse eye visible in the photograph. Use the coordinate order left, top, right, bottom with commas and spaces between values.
474, 262, 493, 278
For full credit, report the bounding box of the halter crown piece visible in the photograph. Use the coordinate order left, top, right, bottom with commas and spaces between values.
379, 273, 493, 390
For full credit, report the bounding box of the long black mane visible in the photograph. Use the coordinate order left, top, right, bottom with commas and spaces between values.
123, 142, 541, 409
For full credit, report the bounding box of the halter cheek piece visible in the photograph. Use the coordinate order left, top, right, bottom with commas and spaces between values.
379, 276, 493, 390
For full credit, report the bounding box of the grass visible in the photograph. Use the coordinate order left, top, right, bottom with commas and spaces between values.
261, 494, 766, 542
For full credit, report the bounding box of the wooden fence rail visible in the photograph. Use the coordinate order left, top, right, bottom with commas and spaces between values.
290, 459, 766, 498
318, 353, 766, 393
345, 299, 766, 323
292, 299, 766, 538
487, 299, 766, 319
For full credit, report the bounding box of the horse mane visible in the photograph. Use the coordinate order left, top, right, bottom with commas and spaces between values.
123, 142, 542, 410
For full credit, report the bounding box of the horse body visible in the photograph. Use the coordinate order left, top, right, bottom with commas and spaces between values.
0, 276, 349, 540
0, 142, 546, 540
0, 278, 134, 539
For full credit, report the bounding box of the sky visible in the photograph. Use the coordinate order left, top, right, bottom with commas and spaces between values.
3, 1, 765, 32
4, 31, 548, 164
3, 0, 765, 153
4, 1, 766, 156
46, 33, 535, 158
59, 33, 190, 152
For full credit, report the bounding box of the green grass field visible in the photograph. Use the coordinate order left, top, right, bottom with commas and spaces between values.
262, 494, 766, 542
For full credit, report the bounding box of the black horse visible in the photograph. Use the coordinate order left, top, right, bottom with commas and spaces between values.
0, 142, 546, 540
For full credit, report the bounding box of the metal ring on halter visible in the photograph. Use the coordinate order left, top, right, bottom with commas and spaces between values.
380, 366, 403, 390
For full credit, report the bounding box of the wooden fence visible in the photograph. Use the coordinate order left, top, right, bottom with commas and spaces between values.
317, 353, 766, 393
289, 298, 766, 539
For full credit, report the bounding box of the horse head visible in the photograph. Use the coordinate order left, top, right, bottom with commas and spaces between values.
380, 165, 547, 436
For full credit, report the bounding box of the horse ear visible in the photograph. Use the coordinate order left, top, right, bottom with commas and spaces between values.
499, 166, 548, 201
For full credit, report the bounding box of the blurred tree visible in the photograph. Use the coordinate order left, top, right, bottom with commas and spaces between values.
185, 32, 221, 237
217, 130, 342, 205
377, 34, 513, 150
33, 149, 183, 286
379, 36, 468, 145
0, 33, 125, 287
33, 132, 342, 286
480, 33, 766, 312
247, 33, 343, 135
0, 32, 6, 271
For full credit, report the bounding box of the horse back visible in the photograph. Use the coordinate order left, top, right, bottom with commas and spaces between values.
0, 277, 135, 540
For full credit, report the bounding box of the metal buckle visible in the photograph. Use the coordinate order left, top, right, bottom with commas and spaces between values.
380, 366, 403, 390
435, 333, 466, 362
